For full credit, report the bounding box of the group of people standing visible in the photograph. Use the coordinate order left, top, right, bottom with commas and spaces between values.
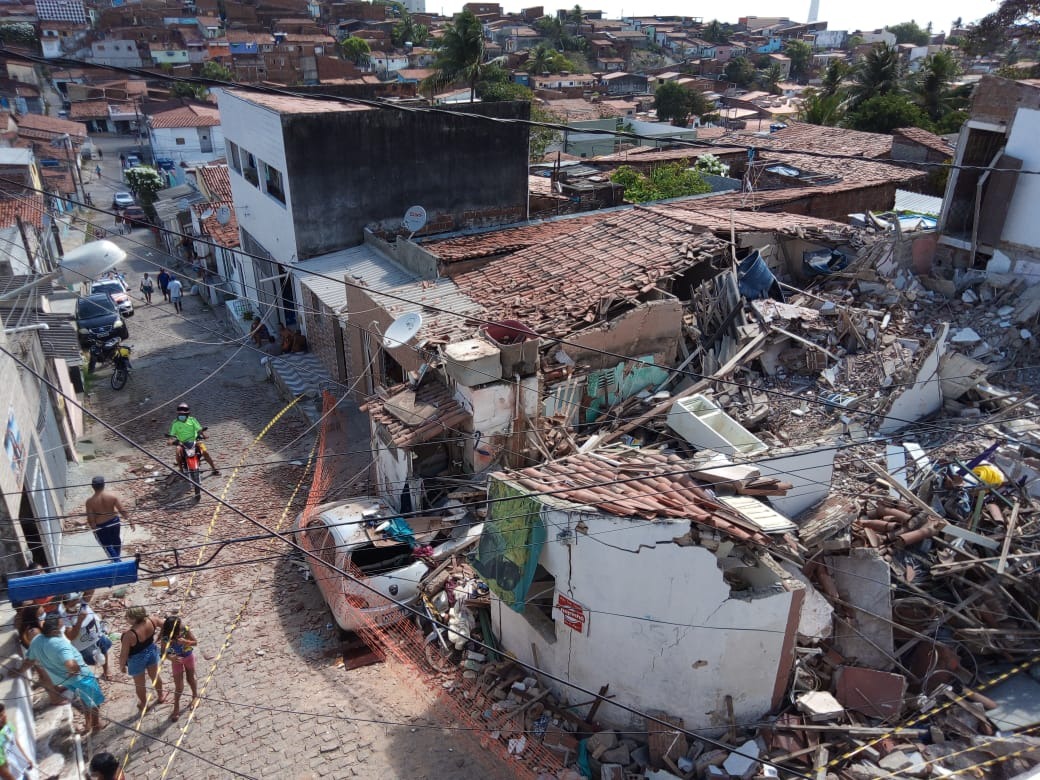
137, 268, 183, 312
14, 590, 201, 762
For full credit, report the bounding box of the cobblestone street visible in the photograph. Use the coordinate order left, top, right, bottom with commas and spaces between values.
64, 224, 509, 778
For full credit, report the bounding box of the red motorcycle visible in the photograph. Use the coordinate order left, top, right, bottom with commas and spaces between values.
171, 427, 207, 501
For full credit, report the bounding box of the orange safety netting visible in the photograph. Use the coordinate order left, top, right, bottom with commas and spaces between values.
298, 391, 565, 779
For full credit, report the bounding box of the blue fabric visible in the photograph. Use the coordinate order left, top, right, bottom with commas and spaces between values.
127, 642, 159, 676
26, 634, 104, 708
383, 517, 416, 548
93, 517, 122, 561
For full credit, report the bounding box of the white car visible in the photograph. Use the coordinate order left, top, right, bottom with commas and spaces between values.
112, 192, 135, 209
292, 498, 483, 633
90, 278, 134, 317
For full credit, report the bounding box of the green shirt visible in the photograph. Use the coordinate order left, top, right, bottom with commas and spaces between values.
169, 416, 204, 443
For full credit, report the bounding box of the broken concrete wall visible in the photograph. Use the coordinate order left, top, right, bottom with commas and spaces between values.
563, 299, 684, 371
824, 549, 895, 670
491, 503, 802, 733
878, 323, 949, 435
454, 376, 540, 472
754, 444, 837, 518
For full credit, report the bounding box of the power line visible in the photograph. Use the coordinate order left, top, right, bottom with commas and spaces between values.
0, 343, 817, 780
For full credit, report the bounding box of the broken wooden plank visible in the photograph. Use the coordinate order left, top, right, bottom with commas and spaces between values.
996, 499, 1021, 575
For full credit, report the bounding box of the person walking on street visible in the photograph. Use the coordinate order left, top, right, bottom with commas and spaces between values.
84, 476, 133, 562
160, 615, 198, 721
140, 273, 154, 304
23, 614, 106, 735
157, 268, 171, 302
118, 153, 125, 167
94, 164, 102, 179
168, 276, 183, 313
120, 607, 167, 713
96, 148, 103, 160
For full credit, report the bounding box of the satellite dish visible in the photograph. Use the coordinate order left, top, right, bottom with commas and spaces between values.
58, 239, 127, 285
216, 205, 232, 225
382, 312, 423, 350
199, 208, 215, 220
402, 205, 427, 235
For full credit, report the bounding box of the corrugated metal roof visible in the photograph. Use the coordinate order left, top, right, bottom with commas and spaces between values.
292, 244, 484, 343
894, 189, 943, 217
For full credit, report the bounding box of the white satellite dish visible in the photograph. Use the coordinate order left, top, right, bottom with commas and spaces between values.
402, 205, 427, 235
199, 208, 215, 220
382, 312, 423, 350
216, 205, 232, 225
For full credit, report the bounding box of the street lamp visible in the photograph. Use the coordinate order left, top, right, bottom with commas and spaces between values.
50, 132, 86, 205
0, 239, 127, 302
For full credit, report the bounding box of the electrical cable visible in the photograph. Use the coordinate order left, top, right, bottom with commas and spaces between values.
0, 343, 818, 780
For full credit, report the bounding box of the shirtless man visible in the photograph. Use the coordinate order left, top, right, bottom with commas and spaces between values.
84, 477, 134, 562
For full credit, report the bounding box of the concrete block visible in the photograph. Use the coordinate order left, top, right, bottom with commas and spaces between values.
796, 690, 844, 722
722, 740, 761, 780
825, 549, 895, 670
587, 730, 618, 760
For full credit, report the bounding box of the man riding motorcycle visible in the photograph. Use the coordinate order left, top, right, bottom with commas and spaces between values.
168, 403, 220, 475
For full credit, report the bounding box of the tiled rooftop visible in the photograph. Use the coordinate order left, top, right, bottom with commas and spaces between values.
725, 121, 894, 158
68, 100, 110, 120
360, 380, 469, 448
193, 200, 239, 248
0, 194, 45, 230
448, 209, 728, 338
149, 103, 221, 128
197, 164, 232, 200
14, 112, 88, 142
646, 203, 860, 239
892, 126, 954, 155
754, 150, 925, 185
593, 145, 746, 163
497, 448, 771, 543
422, 213, 606, 263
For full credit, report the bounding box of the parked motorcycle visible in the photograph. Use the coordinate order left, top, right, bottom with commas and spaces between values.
86, 335, 122, 373
110, 344, 132, 390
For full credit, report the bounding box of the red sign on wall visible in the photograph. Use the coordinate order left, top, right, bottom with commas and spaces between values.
556, 593, 587, 633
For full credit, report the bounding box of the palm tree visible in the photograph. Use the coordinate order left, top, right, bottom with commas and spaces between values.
534, 15, 564, 47
567, 4, 583, 31
526, 43, 556, 74
799, 89, 843, 125
430, 10, 485, 102
704, 19, 726, 43
759, 64, 783, 94
847, 43, 903, 107
820, 59, 849, 97
914, 49, 960, 120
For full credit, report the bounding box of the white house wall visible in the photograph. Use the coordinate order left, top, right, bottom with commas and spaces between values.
218, 91, 297, 264
492, 506, 801, 732
454, 376, 539, 472
1002, 108, 1040, 252
150, 125, 225, 165
756, 444, 837, 517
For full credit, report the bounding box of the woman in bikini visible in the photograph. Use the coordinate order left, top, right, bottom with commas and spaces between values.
160, 615, 199, 722
119, 606, 167, 712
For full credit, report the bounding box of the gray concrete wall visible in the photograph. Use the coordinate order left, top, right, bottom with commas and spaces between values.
281, 101, 531, 259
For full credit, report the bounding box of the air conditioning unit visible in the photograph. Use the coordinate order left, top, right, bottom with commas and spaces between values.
666, 393, 768, 456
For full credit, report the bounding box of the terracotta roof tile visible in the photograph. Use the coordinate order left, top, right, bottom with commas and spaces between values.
447, 209, 728, 338
754, 149, 924, 184
68, 100, 109, 120
360, 380, 469, 447
14, 112, 87, 142
149, 103, 221, 128
593, 145, 746, 164
0, 194, 45, 229
193, 199, 239, 248
198, 164, 232, 200
498, 448, 772, 543
892, 126, 954, 156
423, 213, 605, 263
725, 120, 893, 158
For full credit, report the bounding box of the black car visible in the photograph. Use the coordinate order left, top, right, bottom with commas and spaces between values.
76, 293, 129, 347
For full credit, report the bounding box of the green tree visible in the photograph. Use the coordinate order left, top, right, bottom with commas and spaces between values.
170, 81, 204, 99
820, 58, 849, 96
784, 39, 812, 79
758, 64, 783, 94
966, 0, 1039, 54
533, 15, 564, 46
0, 22, 38, 46
476, 63, 532, 100
654, 81, 694, 126
200, 61, 234, 82
886, 20, 931, 45
429, 10, 485, 102
847, 43, 903, 107
124, 166, 165, 217
845, 93, 929, 133
340, 36, 371, 65
530, 104, 561, 161
704, 19, 727, 43
724, 56, 755, 87
799, 88, 844, 125
525, 43, 572, 74
392, 12, 428, 47
566, 4, 583, 32
610, 163, 711, 203
913, 49, 960, 121
694, 154, 729, 176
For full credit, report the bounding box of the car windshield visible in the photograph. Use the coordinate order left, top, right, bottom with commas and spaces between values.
92, 281, 123, 295
77, 298, 115, 318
